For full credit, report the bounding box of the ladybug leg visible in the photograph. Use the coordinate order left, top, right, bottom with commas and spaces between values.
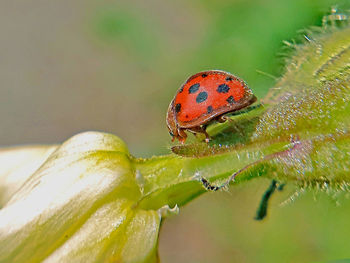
177, 128, 187, 144
217, 115, 227, 123
201, 127, 210, 143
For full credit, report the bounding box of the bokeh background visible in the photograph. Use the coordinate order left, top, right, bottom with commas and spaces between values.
1, 0, 350, 262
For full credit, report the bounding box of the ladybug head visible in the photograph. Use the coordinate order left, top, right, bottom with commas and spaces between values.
166, 104, 178, 141
167, 125, 186, 144
166, 102, 186, 143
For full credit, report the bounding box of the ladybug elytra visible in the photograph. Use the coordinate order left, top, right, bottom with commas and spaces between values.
166, 70, 257, 143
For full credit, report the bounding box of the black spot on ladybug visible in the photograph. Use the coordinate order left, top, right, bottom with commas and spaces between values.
179, 87, 184, 93
217, 84, 230, 93
201, 73, 208, 78
207, 106, 213, 113
226, 96, 235, 104
175, 103, 181, 113
186, 114, 189, 118
189, 83, 200, 94
196, 91, 208, 103
225, 77, 233, 81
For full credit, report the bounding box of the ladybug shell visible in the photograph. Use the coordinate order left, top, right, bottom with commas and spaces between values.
167, 70, 256, 141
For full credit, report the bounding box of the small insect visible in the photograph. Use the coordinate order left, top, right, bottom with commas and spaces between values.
166, 70, 257, 143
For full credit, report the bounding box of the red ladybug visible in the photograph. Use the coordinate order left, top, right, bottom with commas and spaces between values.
166, 70, 257, 143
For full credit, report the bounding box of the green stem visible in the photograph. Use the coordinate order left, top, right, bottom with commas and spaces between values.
134, 139, 291, 210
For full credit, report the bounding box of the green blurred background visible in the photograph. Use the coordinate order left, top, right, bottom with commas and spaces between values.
1, 0, 350, 262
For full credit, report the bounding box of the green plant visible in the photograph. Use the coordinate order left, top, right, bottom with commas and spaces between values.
0, 13, 349, 263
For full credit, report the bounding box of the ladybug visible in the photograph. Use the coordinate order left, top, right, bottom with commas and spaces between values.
166, 70, 257, 143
